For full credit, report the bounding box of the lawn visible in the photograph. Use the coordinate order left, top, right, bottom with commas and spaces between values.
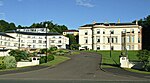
40, 55, 70, 67
97, 51, 139, 66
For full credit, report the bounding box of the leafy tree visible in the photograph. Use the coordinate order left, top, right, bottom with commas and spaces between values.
70, 44, 81, 50
133, 15, 150, 50
136, 50, 150, 70
3, 56, 16, 69
9, 50, 29, 62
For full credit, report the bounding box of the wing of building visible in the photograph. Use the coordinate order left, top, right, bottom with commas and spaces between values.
79, 22, 142, 50
0, 28, 69, 52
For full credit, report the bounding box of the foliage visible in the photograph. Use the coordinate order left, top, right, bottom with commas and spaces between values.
30, 21, 68, 33
0, 20, 16, 32
48, 47, 57, 52
0, 57, 5, 69
0, 20, 68, 34
47, 55, 55, 61
133, 15, 150, 50
66, 34, 79, 49
136, 50, 150, 70
40, 56, 70, 67
9, 50, 29, 62
39, 49, 47, 54
3, 56, 16, 69
40, 56, 47, 64
70, 44, 81, 50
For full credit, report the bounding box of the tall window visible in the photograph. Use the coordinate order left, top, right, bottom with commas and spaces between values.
110, 30, 114, 34
103, 30, 105, 34
115, 37, 118, 43
103, 37, 105, 43
97, 29, 100, 34
138, 38, 140, 43
112, 38, 114, 43
84, 37, 88, 43
58, 40, 61, 43
96, 36, 100, 43
126, 36, 130, 43
108, 37, 110, 43
131, 36, 134, 43
38, 40, 42, 43
122, 29, 126, 33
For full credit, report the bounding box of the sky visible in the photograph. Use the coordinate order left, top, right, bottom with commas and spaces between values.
0, 0, 150, 29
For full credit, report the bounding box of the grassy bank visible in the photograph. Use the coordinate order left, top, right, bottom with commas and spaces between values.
40, 56, 70, 67
97, 51, 138, 66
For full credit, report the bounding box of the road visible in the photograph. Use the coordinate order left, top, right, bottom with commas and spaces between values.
0, 52, 149, 82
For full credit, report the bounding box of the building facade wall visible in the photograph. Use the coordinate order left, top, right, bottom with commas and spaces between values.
79, 23, 142, 50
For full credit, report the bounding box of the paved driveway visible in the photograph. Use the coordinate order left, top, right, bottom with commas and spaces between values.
0, 52, 149, 82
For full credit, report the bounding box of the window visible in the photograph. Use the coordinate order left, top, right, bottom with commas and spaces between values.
21, 44, 24, 46
27, 36, 31, 38
131, 36, 134, 43
97, 46, 100, 50
115, 37, 118, 43
108, 37, 110, 43
58, 40, 61, 43
127, 36, 130, 43
59, 36, 62, 38
110, 30, 114, 34
138, 38, 140, 43
112, 38, 114, 43
51, 40, 55, 43
38, 40, 42, 43
97, 29, 100, 34
84, 37, 88, 43
85, 31, 88, 35
96, 37, 100, 43
33, 40, 36, 43
138, 29, 140, 33
103, 30, 105, 34
53, 36, 55, 38
131, 29, 134, 33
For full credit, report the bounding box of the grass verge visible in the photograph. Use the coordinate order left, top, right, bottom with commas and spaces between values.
40, 55, 70, 67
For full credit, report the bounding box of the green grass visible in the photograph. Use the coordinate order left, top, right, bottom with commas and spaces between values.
40, 56, 70, 67
97, 51, 138, 66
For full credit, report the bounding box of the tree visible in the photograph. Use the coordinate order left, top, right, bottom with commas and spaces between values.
3, 56, 16, 69
9, 50, 29, 62
133, 15, 150, 50
136, 50, 150, 70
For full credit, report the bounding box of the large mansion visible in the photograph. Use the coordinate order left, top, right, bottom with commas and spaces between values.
79, 22, 142, 50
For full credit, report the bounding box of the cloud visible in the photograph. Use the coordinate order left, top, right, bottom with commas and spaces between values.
0, 0, 3, 6
76, 0, 95, 7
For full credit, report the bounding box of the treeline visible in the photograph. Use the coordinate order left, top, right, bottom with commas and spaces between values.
133, 15, 150, 50
0, 20, 68, 34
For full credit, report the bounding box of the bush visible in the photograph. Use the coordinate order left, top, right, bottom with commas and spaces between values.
0, 57, 5, 69
145, 64, 150, 72
47, 55, 54, 61
3, 56, 16, 69
40, 56, 46, 64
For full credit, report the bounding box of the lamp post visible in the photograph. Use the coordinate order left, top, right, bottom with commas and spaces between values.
110, 30, 112, 58
45, 24, 48, 63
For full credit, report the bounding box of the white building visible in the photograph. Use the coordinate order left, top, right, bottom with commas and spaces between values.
79, 22, 142, 50
0, 28, 69, 56
5, 28, 69, 50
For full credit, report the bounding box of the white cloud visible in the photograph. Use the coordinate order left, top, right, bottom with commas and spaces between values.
76, 0, 95, 7
0, 1, 3, 6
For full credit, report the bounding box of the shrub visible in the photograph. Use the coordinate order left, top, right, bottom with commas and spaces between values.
40, 56, 46, 64
0, 57, 5, 69
47, 55, 54, 61
3, 56, 16, 69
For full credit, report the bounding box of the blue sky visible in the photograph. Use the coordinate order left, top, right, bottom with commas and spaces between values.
0, 0, 150, 29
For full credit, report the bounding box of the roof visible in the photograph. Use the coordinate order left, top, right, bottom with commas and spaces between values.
80, 23, 136, 27
0, 32, 15, 39
6, 30, 61, 36
63, 30, 79, 32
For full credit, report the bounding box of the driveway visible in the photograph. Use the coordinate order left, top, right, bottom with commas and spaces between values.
0, 52, 149, 82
